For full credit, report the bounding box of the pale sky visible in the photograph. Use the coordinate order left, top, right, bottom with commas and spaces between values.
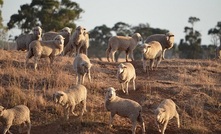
2, 0, 221, 45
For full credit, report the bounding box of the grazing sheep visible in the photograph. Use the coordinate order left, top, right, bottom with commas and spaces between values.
155, 99, 180, 134
106, 33, 142, 62
117, 62, 136, 95
141, 41, 163, 72
0, 105, 31, 134
53, 84, 87, 120
42, 27, 72, 47
73, 53, 92, 84
104, 87, 146, 134
145, 32, 174, 59
26, 35, 65, 70
16, 26, 42, 51
63, 26, 89, 56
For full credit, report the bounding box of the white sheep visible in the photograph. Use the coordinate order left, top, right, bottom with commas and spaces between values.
73, 53, 92, 84
63, 26, 89, 56
106, 33, 142, 62
155, 99, 180, 134
16, 26, 42, 51
53, 84, 87, 120
26, 35, 65, 70
42, 27, 72, 47
141, 41, 163, 72
145, 32, 174, 59
117, 62, 136, 95
0, 105, 31, 134
104, 87, 146, 134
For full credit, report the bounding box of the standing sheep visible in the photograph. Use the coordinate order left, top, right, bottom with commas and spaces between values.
141, 41, 163, 72
155, 99, 180, 134
117, 62, 136, 95
42, 27, 72, 47
26, 35, 65, 70
16, 26, 42, 51
63, 26, 89, 56
106, 33, 142, 62
104, 87, 146, 134
0, 105, 31, 134
145, 32, 174, 59
53, 84, 87, 120
73, 53, 92, 84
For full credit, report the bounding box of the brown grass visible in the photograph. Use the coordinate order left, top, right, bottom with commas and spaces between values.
0, 49, 221, 134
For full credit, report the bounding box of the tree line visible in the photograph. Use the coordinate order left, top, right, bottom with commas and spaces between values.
0, 0, 220, 59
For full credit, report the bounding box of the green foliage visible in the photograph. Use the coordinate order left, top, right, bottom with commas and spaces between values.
7, 0, 83, 33
208, 21, 221, 47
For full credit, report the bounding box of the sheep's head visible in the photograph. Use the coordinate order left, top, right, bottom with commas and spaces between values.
33, 26, 42, 40
105, 87, 116, 101
117, 63, 127, 75
0, 106, 5, 116
141, 43, 151, 54
165, 32, 174, 48
80, 61, 92, 74
132, 33, 143, 42
61, 27, 72, 36
54, 35, 65, 48
53, 91, 66, 106
155, 108, 166, 124
76, 26, 86, 35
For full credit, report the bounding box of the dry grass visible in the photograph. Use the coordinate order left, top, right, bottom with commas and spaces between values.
0, 49, 221, 134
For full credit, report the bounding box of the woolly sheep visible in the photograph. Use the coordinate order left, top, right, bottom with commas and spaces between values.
117, 62, 136, 95
42, 27, 72, 47
53, 84, 87, 120
26, 35, 65, 70
145, 32, 174, 59
106, 33, 142, 62
141, 41, 163, 72
155, 99, 180, 134
73, 53, 92, 84
104, 87, 146, 134
63, 26, 89, 56
16, 26, 42, 51
0, 105, 31, 134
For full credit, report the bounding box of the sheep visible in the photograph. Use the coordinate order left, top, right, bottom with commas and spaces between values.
0, 105, 31, 134
73, 53, 92, 84
141, 41, 163, 72
117, 62, 136, 95
53, 84, 87, 120
154, 99, 180, 134
106, 33, 142, 62
104, 87, 146, 134
63, 26, 89, 56
42, 27, 72, 47
16, 26, 42, 51
145, 32, 174, 60
26, 35, 65, 70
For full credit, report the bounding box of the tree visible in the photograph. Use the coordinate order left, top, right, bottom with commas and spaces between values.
0, 0, 3, 28
7, 0, 83, 33
208, 21, 221, 47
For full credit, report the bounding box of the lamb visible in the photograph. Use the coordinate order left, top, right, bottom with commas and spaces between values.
106, 33, 142, 62
104, 87, 146, 134
0, 105, 31, 134
141, 41, 163, 72
145, 32, 174, 60
26, 35, 65, 70
42, 27, 72, 47
154, 99, 180, 134
63, 26, 89, 56
16, 26, 42, 51
53, 84, 87, 120
73, 53, 92, 84
117, 62, 136, 95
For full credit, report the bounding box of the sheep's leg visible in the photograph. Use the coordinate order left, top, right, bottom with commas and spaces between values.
121, 83, 125, 93
115, 50, 122, 62
81, 100, 87, 115
65, 107, 70, 120
34, 56, 39, 70
129, 50, 134, 61
161, 120, 169, 134
175, 112, 180, 128
70, 105, 78, 116
162, 49, 166, 60
150, 59, 154, 70
110, 50, 116, 62
156, 57, 162, 69
125, 50, 129, 62
143, 60, 148, 73
125, 82, 129, 95
106, 47, 111, 62
88, 71, 92, 83
49, 56, 55, 64
155, 119, 161, 132
3, 125, 11, 134
132, 77, 136, 91
82, 74, 86, 84
27, 120, 31, 134
131, 121, 137, 134
109, 113, 115, 128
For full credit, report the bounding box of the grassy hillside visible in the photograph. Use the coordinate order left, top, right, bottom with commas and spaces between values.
0, 49, 221, 134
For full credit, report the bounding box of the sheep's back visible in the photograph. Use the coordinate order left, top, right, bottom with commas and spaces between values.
66, 85, 87, 104
8, 105, 30, 125
109, 36, 134, 50
158, 99, 177, 117
145, 34, 169, 49
143, 41, 162, 59
73, 54, 90, 70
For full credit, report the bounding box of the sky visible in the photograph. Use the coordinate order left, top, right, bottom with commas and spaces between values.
2, 0, 221, 45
